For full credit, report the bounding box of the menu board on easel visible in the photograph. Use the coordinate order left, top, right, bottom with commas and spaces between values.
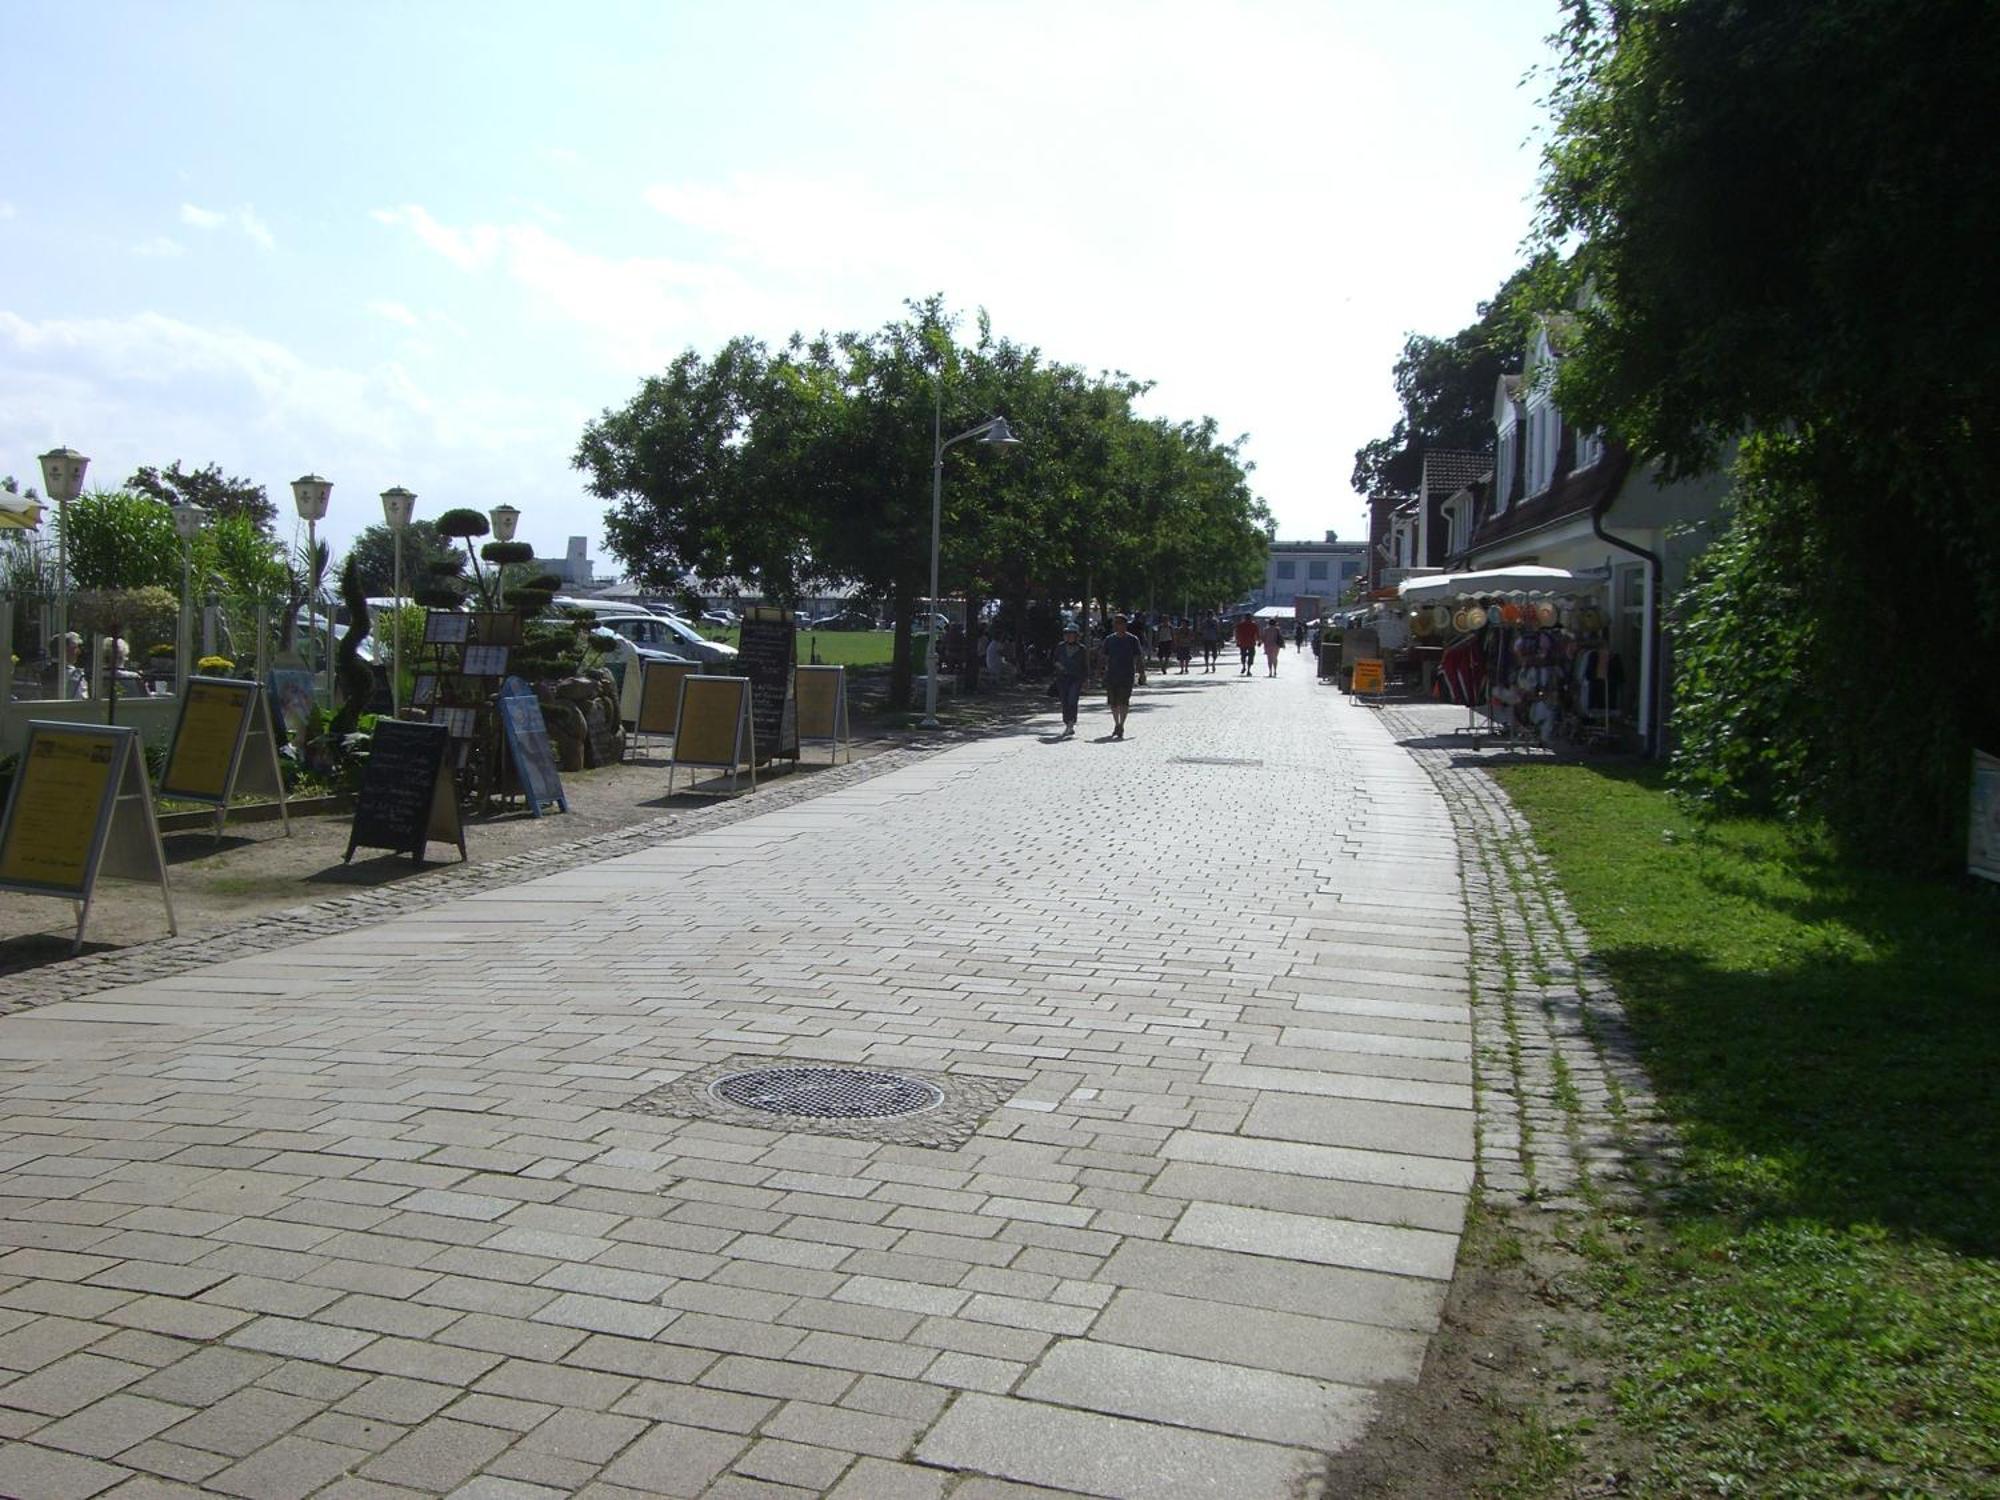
735, 607, 798, 765
0, 722, 177, 952
344, 718, 465, 864
496, 677, 567, 817
669, 675, 756, 795
159, 676, 291, 835
794, 664, 850, 764
636, 660, 698, 739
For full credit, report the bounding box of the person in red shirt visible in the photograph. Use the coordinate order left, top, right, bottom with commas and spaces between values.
1232, 614, 1259, 676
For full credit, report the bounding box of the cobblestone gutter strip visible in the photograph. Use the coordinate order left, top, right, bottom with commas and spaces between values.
0, 742, 949, 1017
1374, 707, 1677, 1212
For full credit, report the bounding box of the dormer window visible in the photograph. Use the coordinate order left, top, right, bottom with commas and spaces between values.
1576, 428, 1604, 471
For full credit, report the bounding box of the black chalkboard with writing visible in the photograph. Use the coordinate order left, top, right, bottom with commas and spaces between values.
343, 719, 465, 863
497, 679, 567, 817
734, 609, 798, 763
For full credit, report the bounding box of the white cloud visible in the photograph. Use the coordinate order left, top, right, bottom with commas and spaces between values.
0, 201, 16, 221
178, 202, 274, 250
237, 207, 275, 252
367, 300, 420, 328
0, 308, 592, 552
373, 204, 770, 367
132, 237, 187, 258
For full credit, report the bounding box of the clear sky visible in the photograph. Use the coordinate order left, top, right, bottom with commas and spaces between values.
0, 0, 1560, 574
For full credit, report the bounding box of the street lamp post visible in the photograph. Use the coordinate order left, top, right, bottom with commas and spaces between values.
37, 447, 88, 702
381, 487, 417, 713
171, 503, 208, 699
291, 475, 332, 706
488, 504, 520, 609
923, 402, 1019, 728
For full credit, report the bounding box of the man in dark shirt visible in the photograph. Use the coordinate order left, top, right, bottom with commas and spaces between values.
1100, 613, 1146, 740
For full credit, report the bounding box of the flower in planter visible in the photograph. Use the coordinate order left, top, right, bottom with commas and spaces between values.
198, 655, 235, 674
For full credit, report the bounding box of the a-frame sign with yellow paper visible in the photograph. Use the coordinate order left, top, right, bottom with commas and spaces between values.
794, 664, 851, 764
632, 659, 699, 753
159, 675, 291, 838
667, 675, 756, 795
0, 722, 176, 953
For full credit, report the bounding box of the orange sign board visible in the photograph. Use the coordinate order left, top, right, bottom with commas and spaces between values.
1351, 659, 1386, 694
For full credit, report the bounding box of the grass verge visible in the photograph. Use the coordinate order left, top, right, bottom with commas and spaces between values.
1490, 761, 2000, 1497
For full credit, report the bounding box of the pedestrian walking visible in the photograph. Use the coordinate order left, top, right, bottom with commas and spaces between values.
1155, 617, 1174, 674
1101, 613, 1147, 740
1052, 623, 1087, 737
1233, 614, 1259, 675
1294, 617, 1307, 651
1262, 618, 1285, 676
1174, 618, 1195, 675
1200, 613, 1221, 672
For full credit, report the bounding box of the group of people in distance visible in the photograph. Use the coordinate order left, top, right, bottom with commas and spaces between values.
1047, 609, 1299, 740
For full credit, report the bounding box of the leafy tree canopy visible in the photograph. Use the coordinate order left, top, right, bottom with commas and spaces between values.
1350, 255, 1560, 498
578, 296, 1269, 704
127, 461, 276, 533
339, 520, 463, 598
1541, 0, 2000, 869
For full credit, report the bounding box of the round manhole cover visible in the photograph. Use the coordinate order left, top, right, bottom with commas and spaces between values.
709, 1067, 945, 1121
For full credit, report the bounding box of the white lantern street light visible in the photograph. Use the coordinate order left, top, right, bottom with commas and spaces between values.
487, 504, 521, 607
38, 446, 88, 701
171, 504, 208, 699
381, 487, 416, 713
923, 406, 1019, 728
291, 474, 332, 705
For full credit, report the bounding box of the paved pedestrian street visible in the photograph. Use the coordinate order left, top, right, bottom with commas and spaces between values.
0, 654, 1476, 1499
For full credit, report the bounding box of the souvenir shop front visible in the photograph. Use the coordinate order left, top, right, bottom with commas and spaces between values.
1397, 565, 1626, 748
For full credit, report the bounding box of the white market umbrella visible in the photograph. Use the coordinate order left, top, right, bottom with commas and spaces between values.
1397, 565, 1605, 604
0, 493, 46, 531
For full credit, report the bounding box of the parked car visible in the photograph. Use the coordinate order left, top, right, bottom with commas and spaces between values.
808, 608, 878, 631
701, 608, 740, 628
653, 612, 738, 666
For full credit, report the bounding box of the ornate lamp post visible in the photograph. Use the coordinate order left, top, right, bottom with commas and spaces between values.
37, 446, 88, 701
380, 487, 416, 713
923, 405, 1019, 728
488, 504, 520, 609
290, 474, 332, 705
171, 503, 208, 698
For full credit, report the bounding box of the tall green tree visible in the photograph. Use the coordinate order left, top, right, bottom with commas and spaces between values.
1351, 256, 1557, 498
340, 520, 461, 598
1541, 0, 2000, 869
576, 298, 1268, 708
127, 461, 276, 533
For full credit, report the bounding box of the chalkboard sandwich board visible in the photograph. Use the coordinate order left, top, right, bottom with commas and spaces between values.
735, 606, 799, 766
497, 677, 568, 817
344, 718, 466, 864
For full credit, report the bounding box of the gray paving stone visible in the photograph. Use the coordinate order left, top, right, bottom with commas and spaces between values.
25, 1393, 192, 1459
0, 1440, 129, 1499
1169, 1201, 1460, 1280
360, 1416, 513, 1490
206, 1435, 369, 1500
1091, 1287, 1428, 1386
598, 1421, 748, 1495
916, 1392, 1313, 1500
1019, 1339, 1375, 1447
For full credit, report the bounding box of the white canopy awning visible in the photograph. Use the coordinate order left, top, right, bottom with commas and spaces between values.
1396, 565, 1605, 604
0, 493, 46, 531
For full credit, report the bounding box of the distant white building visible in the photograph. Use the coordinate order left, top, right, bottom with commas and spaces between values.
1252, 533, 1367, 610
538, 537, 597, 587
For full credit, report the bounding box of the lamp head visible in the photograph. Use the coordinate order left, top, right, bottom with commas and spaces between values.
172, 503, 208, 542
488, 503, 521, 542
980, 417, 1020, 447
380, 486, 417, 530
38, 447, 89, 503
291, 474, 332, 522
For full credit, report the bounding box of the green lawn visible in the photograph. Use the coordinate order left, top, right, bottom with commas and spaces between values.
705, 626, 897, 670
1491, 763, 2000, 1497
